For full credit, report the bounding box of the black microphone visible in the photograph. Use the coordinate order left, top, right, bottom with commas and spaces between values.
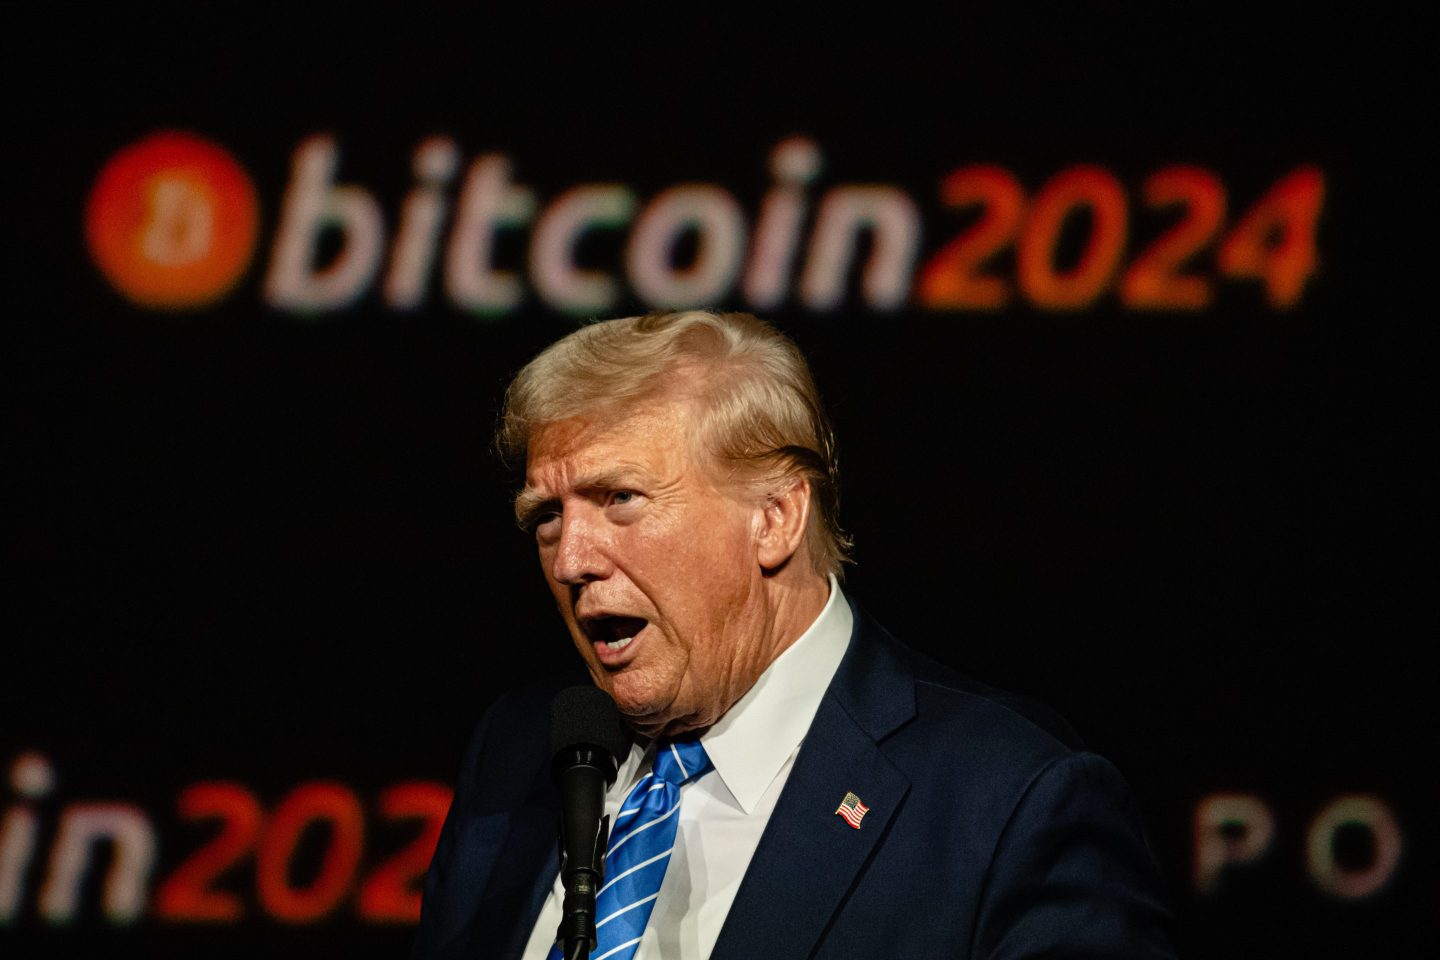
549, 685, 631, 960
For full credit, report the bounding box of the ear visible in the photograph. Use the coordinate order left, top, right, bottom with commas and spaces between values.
756, 475, 813, 572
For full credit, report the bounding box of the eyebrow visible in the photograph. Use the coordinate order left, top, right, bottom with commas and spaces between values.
513, 488, 555, 529
513, 467, 646, 528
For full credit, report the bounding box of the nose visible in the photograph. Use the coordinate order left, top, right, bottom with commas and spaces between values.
549, 508, 613, 586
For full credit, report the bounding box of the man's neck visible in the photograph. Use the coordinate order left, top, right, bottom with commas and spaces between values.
652, 569, 832, 740
757, 569, 831, 673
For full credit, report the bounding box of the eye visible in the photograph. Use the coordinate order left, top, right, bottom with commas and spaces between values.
606, 490, 645, 514
524, 508, 561, 539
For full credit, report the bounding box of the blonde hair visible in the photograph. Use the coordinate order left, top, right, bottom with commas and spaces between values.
499, 310, 852, 576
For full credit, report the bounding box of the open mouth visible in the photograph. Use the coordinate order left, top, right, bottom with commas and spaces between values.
584, 616, 649, 657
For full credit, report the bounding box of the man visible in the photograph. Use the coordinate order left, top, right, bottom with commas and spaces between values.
414, 310, 1177, 960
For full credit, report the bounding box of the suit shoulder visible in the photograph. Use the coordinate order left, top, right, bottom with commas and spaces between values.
908, 646, 1085, 753
465, 665, 593, 742
479, 674, 572, 728
451, 671, 584, 808
853, 611, 1086, 766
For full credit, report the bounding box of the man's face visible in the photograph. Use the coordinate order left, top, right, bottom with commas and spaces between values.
520, 398, 770, 738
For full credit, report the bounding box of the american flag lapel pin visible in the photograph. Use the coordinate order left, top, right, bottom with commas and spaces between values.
835, 791, 870, 829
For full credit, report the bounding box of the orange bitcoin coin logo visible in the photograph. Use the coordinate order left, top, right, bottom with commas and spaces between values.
86, 132, 259, 309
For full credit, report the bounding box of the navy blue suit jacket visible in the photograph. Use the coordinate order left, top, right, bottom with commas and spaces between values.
413, 599, 1177, 959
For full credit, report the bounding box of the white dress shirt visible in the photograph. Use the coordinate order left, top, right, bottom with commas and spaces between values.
521, 576, 853, 960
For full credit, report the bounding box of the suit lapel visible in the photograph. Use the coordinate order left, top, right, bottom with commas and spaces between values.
710, 603, 915, 960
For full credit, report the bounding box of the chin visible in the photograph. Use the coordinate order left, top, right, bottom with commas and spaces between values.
608, 671, 685, 733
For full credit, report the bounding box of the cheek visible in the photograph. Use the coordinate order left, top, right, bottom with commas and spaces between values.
620, 502, 757, 647
690, 516, 756, 600
667, 503, 754, 568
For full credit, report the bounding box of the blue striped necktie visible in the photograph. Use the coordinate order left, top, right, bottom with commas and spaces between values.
550, 737, 712, 960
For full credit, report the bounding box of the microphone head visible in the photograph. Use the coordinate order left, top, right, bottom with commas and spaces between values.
549, 684, 631, 769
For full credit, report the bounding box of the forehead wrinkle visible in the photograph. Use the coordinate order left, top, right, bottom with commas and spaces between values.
518, 398, 724, 521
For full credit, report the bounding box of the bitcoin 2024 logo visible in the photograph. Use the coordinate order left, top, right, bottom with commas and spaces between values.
86, 132, 259, 309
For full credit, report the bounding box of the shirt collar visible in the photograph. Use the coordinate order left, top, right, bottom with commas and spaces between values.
699, 574, 853, 814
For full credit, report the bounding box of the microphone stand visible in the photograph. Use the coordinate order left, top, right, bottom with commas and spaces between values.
557, 813, 609, 960
549, 685, 628, 960
554, 748, 614, 960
